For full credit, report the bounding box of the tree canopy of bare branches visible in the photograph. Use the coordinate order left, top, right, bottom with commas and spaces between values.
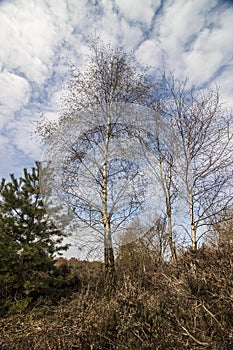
37, 42, 233, 284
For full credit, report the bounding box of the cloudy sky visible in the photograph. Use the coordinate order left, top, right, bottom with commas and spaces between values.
0, 0, 233, 180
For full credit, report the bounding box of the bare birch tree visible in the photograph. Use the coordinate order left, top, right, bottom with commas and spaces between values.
38, 40, 155, 293
158, 73, 233, 249
141, 113, 179, 262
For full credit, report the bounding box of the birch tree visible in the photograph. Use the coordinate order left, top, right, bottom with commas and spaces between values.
38, 41, 155, 293
159, 74, 233, 249
141, 113, 179, 262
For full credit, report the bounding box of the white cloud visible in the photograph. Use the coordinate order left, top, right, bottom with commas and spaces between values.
0, 133, 34, 179
99, 2, 143, 50
134, 0, 233, 96
136, 0, 212, 73
214, 66, 233, 108
0, 70, 30, 126
158, 0, 209, 44
0, 1, 57, 83
120, 19, 143, 50
115, 0, 157, 26
135, 39, 164, 69
98, 2, 122, 45
183, 41, 223, 84
183, 5, 233, 85
10, 118, 42, 160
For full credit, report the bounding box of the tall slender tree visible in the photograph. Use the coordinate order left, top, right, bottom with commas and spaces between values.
142, 113, 179, 262
157, 73, 233, 249
38, 40, 155, 293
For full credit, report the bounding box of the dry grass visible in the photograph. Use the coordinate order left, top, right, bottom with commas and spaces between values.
0, 245, 233, 350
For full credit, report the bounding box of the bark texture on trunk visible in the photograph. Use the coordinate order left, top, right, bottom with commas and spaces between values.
167, 210, 177, 263
104, 246, 116, 296
166, 186, 177, 263
189, 194, 197, 250
102, 110, 116, 296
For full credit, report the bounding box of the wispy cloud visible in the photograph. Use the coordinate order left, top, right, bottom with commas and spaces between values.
0, 0, 233, 179
0, 70, 30, 127
114, 0, 156, 26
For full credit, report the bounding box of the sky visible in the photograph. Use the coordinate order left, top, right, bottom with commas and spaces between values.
1, 0, 233, 259
0, 0, 233, 180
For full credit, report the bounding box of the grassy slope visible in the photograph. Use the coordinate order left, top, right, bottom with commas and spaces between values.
0, 245, 233, 350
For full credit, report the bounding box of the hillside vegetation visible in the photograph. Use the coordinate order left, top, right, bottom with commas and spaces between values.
0, 243, 232, 350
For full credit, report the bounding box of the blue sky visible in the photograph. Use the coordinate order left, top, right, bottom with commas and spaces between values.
0, 0, 233, 180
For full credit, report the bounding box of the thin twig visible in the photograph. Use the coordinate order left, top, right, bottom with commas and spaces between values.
178, 321, 209, 346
